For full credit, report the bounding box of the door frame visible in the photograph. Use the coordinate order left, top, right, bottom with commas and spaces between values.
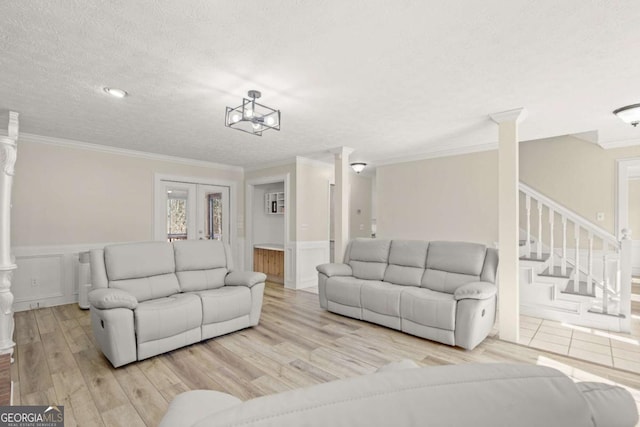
616, 157, 640, 239
153, 173, 238, 248
245, 173, 291, 282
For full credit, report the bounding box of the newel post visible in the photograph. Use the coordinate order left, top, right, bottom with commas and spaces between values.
619, 228, 632, 332
0, 111, 18, 360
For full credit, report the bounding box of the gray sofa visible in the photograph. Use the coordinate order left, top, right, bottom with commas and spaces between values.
317, 239, 498, 349
89, 240, 266, 367
160, 361, 639, 427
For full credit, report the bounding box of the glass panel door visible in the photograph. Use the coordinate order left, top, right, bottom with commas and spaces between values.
155, 181, 197, 241
197, 184, 230, 244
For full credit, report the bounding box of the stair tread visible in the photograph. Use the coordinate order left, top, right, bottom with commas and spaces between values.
539, 266, 573, 278
519, 253, 550, 262
561, 280, 595, 298
519, 239, 535, 247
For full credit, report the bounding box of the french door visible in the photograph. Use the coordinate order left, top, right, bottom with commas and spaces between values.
155, 180, 230, 244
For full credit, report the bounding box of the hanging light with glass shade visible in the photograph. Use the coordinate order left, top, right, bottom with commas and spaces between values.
225, 90, 281, 136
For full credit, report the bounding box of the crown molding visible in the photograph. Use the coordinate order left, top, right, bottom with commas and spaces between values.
374, 142, 498, 168
295, 156, 333, 169
329, 146, 355, 157
0, 130, 244, 173
598, 137, 640, 150
489, 107, 528, 124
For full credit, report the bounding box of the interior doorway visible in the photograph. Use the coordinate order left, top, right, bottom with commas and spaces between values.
246, 174, 291, 287
616, 158, 640, 303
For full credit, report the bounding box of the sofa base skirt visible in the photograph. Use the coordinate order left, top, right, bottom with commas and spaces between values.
327, 301, 362, 319
202, 315, 251, 340
138, 327, 201, 361
401, 319, 455, 346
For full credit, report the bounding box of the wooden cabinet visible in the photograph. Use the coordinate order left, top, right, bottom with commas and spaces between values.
253, 248, 284, 284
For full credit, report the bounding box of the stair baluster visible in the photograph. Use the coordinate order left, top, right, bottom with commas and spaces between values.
525, 195, 531, 257
537, 201, 543, 259
587, 232, 593, 296
548, 207, 555, 270
602, 254, 609, 315
572, 223, 580, 293
561, 216, 567, 276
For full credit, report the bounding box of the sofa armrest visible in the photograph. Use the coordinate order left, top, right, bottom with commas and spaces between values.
454, 281, 496, 301
316, 263, 353, 277
89, 288, 138, 310
225, 271, 266, 288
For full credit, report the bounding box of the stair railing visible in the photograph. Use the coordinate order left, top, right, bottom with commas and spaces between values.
519, 182, 632, 329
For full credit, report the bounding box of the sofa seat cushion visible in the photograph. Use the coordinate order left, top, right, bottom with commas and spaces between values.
325, 276, 365, 307
135, 293, 203, 343
361, 281, 402, 317
400, 288, 456, 331
194, 286, 252, 325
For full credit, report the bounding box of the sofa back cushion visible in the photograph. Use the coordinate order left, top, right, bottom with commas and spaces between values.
347, 239, 391, 280
174, 240, 230, 291
422, 241, 486, 293
383, 240, 428, 286
104, 242, 180, 302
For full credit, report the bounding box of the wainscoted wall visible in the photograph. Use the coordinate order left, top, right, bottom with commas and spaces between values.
284, 241, 330, 290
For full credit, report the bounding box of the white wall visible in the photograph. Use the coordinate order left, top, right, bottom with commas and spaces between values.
376, 150, 498, 246
350, 172, 372, 238
12, 136, 244, 310
252, 182, 285, 245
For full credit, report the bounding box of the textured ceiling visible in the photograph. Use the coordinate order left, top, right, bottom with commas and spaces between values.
1, 1, 640, 168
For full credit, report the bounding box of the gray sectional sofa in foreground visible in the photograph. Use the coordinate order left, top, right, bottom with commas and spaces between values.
160, 361, 639, 427
317, 239, 498, 349
89, 240, 266, 367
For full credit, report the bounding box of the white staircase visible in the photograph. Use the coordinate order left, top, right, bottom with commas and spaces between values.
518, 182, 632, 333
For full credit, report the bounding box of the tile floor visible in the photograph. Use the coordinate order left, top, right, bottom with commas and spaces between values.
520, 315, 640, 373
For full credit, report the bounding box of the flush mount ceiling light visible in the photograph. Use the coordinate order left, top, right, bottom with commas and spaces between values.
103, 87, 128, 98
613, 103, 640, 127
351, 162, 367, 174
225, 90, 280, 136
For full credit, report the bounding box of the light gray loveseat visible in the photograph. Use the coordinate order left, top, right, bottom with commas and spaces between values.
317, 239, 498, 350
160, 361, 639, 427
89, 240, 266, 367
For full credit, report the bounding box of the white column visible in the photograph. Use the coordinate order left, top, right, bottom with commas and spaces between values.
491, 107, 527, 344
332, 147, 354, 263
0, 112, 19, 360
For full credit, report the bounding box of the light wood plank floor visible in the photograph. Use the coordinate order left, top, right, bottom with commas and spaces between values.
12, 282, 640, 426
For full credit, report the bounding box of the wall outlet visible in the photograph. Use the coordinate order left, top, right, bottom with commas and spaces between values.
31, 278, 38, 287
596, 212, 605, 222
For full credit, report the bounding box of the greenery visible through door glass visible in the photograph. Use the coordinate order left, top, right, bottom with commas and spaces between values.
167, 198, 187, 241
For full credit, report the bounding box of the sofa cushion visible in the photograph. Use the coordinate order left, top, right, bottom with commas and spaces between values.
426, 241, 486, 276
400, 287, 456, 331
347, 239, 391, 281
105, 242, 175, 281
325, 276, 365, 307
194, 287, 252, 325
388, 240, 429, 268
348, 239, 392, 263
361, 282, 402, 317
135, 293, 202, 343
177, 269, 228, 292
110, 273, 180, 303
174, 240, 228, 271
422, 241, 487, 293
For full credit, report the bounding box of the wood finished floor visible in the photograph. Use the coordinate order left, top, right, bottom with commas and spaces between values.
12, 282, 640, 426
